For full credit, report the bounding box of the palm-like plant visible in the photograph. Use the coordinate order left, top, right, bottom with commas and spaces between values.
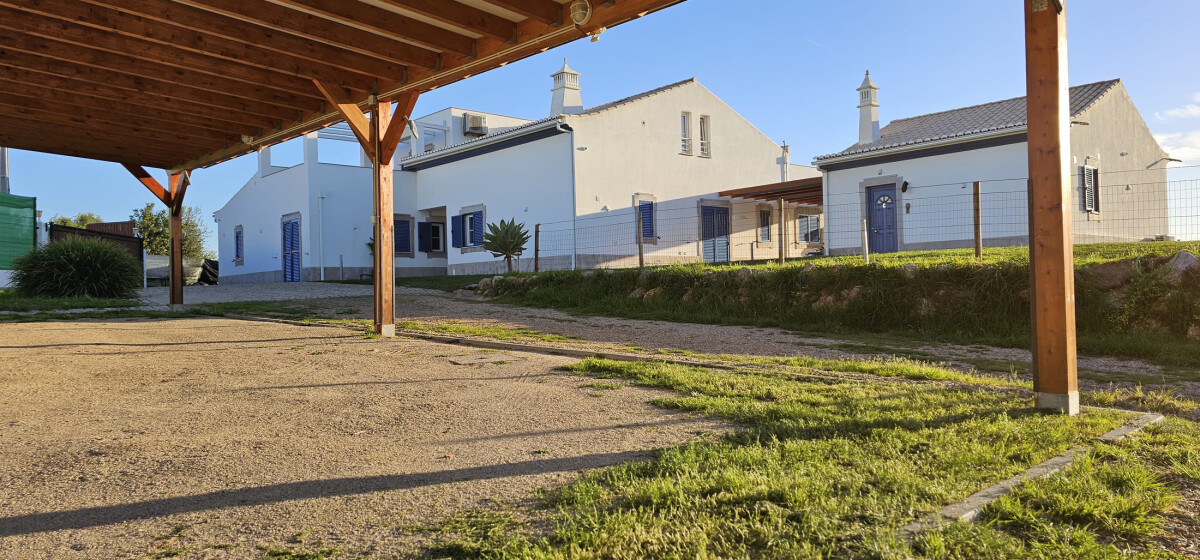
482, 218, 531, 273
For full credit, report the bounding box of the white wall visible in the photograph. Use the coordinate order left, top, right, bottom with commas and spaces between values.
214, 162, 312, 282
824, 141, 1029, 253
568, 80, 819, 264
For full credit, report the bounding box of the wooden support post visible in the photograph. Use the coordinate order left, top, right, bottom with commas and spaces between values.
973, 181, 983, 261
1025, 0, 1078, 415
534, 224, 540, 273
122, 164, 188, 309
315, 81, 419, 338
778, 199, 786, 265
636, 210, 645, 268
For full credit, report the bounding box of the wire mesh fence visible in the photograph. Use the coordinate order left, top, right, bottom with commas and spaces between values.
525, 169, 1197, 272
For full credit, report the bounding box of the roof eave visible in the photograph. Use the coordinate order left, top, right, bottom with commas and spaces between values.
814, 127, 1028, 167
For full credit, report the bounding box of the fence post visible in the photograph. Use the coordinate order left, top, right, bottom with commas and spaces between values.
636, 210, 645, 268
534, 223, 540, 273
778, 198, 786, 265
973, 180, 983, 261
861, 218, 870, 264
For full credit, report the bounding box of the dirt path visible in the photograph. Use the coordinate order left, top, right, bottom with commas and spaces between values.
0, 319, 724, 559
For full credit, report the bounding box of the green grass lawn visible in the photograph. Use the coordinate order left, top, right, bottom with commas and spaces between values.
413, 358, 1199, 559
0, 289, 141, 312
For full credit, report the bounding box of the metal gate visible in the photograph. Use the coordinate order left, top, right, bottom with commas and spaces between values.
700, 205, 730, 263
282, 218, 301, 282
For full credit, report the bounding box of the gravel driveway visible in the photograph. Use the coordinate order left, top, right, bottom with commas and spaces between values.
0, 319, 723, 558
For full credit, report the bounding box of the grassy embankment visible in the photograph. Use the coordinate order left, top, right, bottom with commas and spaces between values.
491, 242, 1200, 368
407, 358, 1200, 559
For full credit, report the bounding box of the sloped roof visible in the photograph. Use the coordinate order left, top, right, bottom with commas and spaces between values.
399, 78, 701, 164
816, 79, 1121, 161
577, 78, 697, 115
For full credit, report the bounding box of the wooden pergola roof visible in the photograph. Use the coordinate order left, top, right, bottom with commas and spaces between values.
0, 0, 684, 172
718, 176, 823, 206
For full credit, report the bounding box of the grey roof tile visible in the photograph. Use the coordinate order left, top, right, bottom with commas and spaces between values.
816, 79, 1120, 160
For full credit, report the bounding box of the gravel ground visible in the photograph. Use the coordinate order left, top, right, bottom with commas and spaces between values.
138, 283, 376, 308
0, 319, 725, 559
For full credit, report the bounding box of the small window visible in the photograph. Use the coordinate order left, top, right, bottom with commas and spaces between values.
680, 112, 693, 155
699, 115, 711, 157
759, 209, 771, 242
452, 210, 484, 248
234, 225, 244, 265
430, 222, 445, 252
1082, 165, 1100, 213
798, 215, 821, 243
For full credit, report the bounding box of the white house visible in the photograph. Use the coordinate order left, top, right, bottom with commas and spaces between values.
814, 73, 1171, 255
214, 62, 820, 282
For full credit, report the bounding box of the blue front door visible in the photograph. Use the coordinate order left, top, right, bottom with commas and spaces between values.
282, 218, 301, 282
701, 206, 730, 263
867, 185, 898, 253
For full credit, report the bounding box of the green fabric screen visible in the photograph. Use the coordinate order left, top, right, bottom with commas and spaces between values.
0, 193, 36, 270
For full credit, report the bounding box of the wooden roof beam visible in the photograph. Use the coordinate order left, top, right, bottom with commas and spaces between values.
0, 32, 321, 112
375, 0, 518, 42
0, 134, 189, 168
0, 11, 339, 99
482, 0, 564, 26
0, 77, 264, 136
0, 60, 294, 124
270, 0, 476, 56
82, 0, 410, 80
0, 113, 221, 156
1, 0, 382, 91
0, 95, 242, 144
171, 0, 440, 70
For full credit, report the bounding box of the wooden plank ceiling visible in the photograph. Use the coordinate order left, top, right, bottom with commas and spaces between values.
0, 0, 685, 172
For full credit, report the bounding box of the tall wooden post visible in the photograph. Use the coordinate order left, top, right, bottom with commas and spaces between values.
370, 101, 396, 336
123, 164, 188, 310
973, 181, 983, 261
315, 82, 418, 338
1025, 0, 1078, 414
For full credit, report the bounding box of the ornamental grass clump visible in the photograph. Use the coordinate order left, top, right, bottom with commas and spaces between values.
12, 237, 141, 299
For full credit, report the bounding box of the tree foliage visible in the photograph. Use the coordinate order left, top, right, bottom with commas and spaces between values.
482, 218, 531, 273
129, 203, 211, 260
50, 212, 104, 229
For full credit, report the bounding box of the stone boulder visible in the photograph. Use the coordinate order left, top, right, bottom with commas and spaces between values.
628, 287, 645, 299
1165, 251, 1200, 286
643, 287, 663, 301
900, 263, 918, 279
1081, 259, 1136, 290
477, 277, 493, 291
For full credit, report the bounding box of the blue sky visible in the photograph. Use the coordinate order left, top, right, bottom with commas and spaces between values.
7, 0, 1200, 250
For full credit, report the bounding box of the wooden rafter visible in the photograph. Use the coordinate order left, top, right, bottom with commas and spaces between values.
484, 0, 564, 26
377, 0, 518, 42
269, 0, 476, 56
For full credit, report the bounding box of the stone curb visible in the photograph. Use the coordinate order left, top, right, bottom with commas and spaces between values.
897, 409, 1165, 541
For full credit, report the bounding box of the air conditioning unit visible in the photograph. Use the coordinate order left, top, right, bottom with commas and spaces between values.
462, 113, 488, 136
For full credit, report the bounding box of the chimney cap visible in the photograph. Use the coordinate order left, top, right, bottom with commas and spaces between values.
858, 70, 878, 91
552, 58, 578, 77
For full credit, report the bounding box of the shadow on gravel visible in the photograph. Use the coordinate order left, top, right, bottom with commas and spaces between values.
0, 451, 650, 537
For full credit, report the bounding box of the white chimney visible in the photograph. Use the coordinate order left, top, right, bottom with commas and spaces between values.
550, 59, 584, 116
857, 71, 880, 145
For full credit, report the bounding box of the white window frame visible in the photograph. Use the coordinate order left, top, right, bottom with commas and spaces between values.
1082, 165, 1100, 213
699, 115, 711, 157
680, 112, 693, 155
798, 214, 821, 243
430, 222, 445, 253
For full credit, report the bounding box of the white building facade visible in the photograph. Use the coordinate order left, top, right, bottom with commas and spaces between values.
215, 64, 819, 282
815, 75, 1171, 255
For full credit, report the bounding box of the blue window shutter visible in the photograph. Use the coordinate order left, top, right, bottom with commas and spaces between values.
234, 230, 243, 259
417, 222, 433, 252
394, 219, 410, 253
451, 215, 463, 248
639, 201, 654, 238
471, 211, 484, 246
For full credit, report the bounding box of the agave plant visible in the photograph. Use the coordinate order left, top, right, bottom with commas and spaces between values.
482, 218, 531, 273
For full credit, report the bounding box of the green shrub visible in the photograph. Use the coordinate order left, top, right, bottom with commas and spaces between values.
12, 237, 141, 299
